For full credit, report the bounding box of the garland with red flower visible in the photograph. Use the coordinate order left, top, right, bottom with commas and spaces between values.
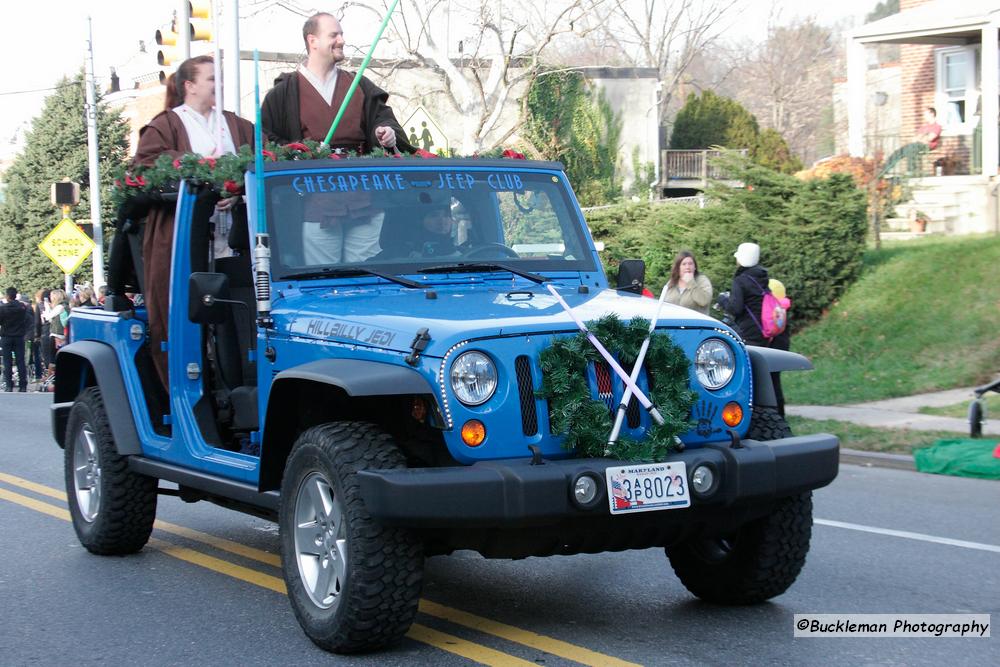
110, 140, 527, 213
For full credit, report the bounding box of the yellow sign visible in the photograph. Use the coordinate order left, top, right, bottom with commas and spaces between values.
39, 218, 96, 274
402, 106, 449, 154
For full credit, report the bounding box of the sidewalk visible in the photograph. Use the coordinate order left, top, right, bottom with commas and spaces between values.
787, 386, 1000, 436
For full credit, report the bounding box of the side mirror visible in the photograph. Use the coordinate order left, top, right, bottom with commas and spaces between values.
189, 272, 231, 324
616, 259, 646, 294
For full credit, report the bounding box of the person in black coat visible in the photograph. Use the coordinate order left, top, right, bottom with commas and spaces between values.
717, 242, 789, 415
0, 287, 30, 392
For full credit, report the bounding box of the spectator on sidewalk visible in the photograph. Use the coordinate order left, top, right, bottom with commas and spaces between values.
664, 250, 713, 315
0, 287, 30, 392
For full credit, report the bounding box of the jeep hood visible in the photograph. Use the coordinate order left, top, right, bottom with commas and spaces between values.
274, 283, 727, 356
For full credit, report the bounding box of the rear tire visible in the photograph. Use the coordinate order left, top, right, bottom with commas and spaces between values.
279, 422, 424, 654
667, 408, 811, 604
64, 387, 157, 555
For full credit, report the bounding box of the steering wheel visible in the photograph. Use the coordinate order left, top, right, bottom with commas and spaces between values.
461, 243, 521, 259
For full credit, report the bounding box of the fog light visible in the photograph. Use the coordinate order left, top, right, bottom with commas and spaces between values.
461, 420, 486, 446
722, 402, 743, 427
691, 465, 715, 494
573, 475, 599, 506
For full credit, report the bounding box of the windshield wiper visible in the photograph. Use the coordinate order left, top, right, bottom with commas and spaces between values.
281, 267, 424, 289
417, 262, 550, 285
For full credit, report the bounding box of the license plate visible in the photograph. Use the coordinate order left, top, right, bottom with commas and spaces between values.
605, 462, 690, 515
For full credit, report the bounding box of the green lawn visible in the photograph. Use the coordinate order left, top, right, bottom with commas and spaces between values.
786, 416, 965, 456
919, 392, 1000, 419
783, 235, 1000, 405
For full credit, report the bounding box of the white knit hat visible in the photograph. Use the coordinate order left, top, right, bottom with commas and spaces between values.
734, 242, 760, 268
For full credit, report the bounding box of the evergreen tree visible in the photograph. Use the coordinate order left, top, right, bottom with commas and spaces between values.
524, 71, 623, 206
669, 90, 759, 150
0, 73, 129, 294
669, 90, 801, 174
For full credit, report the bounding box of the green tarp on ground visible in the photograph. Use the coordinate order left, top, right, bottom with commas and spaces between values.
914, 439, 1000, 480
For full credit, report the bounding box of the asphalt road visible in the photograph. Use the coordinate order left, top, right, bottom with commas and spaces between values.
1, 393, 997, 666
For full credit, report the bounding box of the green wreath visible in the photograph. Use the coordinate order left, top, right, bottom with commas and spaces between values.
538, 314, 697, 462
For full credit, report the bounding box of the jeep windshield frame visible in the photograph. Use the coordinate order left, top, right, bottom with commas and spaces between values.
259, 159, 598, 282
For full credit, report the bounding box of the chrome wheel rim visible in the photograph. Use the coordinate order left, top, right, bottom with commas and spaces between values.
293, 471, 347, 610
73, 425, 102, 522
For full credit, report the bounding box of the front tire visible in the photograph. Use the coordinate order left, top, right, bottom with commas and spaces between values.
279, 422, 424, 654
64, 387, 157, 555
667, 408, 811, 604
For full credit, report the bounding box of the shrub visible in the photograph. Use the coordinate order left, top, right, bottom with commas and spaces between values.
585, 154, 868, 327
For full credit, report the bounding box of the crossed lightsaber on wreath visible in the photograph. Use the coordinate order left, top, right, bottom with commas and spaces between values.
546, 284, 673, 450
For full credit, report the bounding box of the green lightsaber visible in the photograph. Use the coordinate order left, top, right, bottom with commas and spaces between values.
321, 0, 401, 150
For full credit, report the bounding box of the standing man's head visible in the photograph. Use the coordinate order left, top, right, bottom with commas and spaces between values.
924, 107, 937, 122
303, 13, 345, 69
5, 287, 16, 302
165, 55, 216, 111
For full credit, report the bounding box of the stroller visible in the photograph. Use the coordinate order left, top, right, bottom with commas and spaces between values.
968, 378, 1000, 437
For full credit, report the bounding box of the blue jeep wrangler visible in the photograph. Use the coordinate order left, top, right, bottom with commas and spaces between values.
52, 157, 839, 653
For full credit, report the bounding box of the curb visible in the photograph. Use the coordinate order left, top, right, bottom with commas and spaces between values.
840, 447, 915, 471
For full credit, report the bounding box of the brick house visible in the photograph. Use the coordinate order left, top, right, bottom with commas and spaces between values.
845, 0, 1000, 234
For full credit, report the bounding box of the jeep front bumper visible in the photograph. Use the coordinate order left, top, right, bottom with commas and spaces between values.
358, 433, 838, 527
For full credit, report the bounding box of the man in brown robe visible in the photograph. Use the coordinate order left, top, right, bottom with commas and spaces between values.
132, 63, 255, 390
260, 12, 414, 154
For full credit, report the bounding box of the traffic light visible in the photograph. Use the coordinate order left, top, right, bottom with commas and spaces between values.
155, 19, 182, 84
188, 1, 213, 42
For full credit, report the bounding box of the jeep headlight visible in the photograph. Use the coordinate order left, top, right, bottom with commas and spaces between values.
450, 351, 497, 406
694, 339, 735, 390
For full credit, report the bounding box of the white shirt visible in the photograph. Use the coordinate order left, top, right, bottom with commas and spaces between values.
298, 64, 339, 106
171, 104, 237, 157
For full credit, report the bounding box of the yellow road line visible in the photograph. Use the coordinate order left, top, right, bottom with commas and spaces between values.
0, 471, 282, 567
149, 537, 287, 593
419, 600, 642, 667
0, 486, 536, 665
1, 472, 639, 667
406, 624, 538, 667
0, 486, 71, 521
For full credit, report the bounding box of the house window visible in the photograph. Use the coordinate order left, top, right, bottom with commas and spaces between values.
936, 46, 979, 132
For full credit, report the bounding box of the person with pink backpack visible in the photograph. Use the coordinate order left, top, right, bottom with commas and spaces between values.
716, 242, 792, 414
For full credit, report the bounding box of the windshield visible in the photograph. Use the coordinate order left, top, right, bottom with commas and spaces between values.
263, 166, 596, 279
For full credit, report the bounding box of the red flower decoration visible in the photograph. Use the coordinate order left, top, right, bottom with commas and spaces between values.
413, 148, 438, 159
262, 149, 277, 162
198, 156, 217, 168
114, 179, 122, 188
172, 158, 182, 169
328, 152, 342, 160
391, 152, 403, 159
223, 180, 242, 195
124, 174, 146, 187
501, 149, 526, 160
286, 143, 310, 153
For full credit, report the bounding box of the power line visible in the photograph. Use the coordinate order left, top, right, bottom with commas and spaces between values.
0, 81, 83, 98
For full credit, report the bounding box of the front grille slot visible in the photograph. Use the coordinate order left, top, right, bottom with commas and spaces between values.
514, 356, 538, 436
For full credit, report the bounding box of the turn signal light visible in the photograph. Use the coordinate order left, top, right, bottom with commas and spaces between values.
461, 420, 486, 447
722, 402, 743, 427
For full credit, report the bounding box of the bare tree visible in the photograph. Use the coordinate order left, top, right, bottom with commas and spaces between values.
347, 0, 593, 153
727, 16, 836, 165
590, 0, 739, 123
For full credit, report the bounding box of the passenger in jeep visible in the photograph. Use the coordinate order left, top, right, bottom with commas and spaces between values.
132, 55, 255, 388
261, 12, 413, 154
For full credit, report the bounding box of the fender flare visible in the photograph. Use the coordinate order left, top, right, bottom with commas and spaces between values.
258, 359, 439, 491
52, 340, 142, 455
746, 346, 813, 409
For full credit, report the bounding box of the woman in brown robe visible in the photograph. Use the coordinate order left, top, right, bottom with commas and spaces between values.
132, 55, 255, 390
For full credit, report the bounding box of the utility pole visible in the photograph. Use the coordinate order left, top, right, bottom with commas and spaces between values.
85, 16, 105, 289
225, 0, 240, 115
179, 0, 191, 60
